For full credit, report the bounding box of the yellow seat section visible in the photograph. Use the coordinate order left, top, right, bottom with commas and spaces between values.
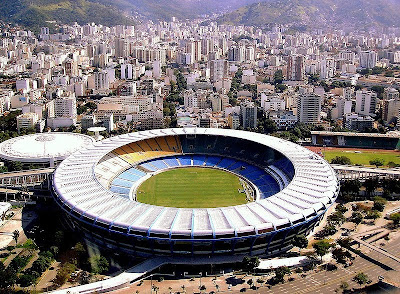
115, 137, 182, 165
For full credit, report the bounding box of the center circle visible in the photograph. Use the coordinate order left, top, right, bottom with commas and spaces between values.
136, 167, 252, 208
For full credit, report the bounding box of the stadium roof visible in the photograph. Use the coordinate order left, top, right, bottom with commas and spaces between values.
53, 128, 339, 238
0, 133, 95, 163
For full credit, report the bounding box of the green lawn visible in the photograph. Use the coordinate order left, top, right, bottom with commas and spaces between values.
323, 150, 400, 166
136, 167, 246, 208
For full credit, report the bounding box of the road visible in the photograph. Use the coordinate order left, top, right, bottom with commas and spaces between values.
258, 236, 400, 294
112, 234, 400, 294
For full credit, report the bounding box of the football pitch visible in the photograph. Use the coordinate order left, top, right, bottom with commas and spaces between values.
136, 167, 246, 208
323, 149, 400, 166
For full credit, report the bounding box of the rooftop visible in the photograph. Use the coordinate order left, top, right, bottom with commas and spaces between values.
0, 132, 95, 163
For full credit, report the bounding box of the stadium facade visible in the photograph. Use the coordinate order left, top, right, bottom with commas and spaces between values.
52, 128, 339, 257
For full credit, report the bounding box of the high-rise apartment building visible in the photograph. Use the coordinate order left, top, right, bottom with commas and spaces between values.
355, 90, 377, 116
297, 93, 321, 124
240, 101, 257, 129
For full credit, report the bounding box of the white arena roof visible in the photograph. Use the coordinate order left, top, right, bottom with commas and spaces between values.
0, 133, 95, 164
53, 128, 339, 237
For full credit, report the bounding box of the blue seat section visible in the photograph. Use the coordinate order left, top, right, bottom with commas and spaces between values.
216, 158, 237, 169
126, 168, 146, 177
110, 186, 131, 195
164, 157, 180, 167
139, 163, 157, 172
149, 159, 168, 170
178, 155, 192, 166
192, 155, 206, 166
119, 169, 144, 182
238, 164, 261, 177
258, 180, 280, 199
204, 156, 222, 167
111, 178, 133, 188
272, 157, 295, 179
245, 169, 267, 181
227, 161, 245, 171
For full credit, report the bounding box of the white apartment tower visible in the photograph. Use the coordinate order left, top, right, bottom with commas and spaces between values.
54, 93, 77, 120
297, 93, 321, 124
359, 51, 377, 69
355, 90, 377, 116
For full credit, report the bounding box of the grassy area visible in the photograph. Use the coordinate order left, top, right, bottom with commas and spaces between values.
137, 167, 246, 208
323, 150, 400, 166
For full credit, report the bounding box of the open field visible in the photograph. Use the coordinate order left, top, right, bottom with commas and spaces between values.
136, 167, 246, 208
323, 149, 400, 166
307, 146, 400, 166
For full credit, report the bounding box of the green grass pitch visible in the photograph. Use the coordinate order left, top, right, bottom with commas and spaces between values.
323, 150, 400, 166
136, 167, 247, 208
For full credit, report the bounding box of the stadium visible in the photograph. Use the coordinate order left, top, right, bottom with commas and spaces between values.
52, 128, 339, 257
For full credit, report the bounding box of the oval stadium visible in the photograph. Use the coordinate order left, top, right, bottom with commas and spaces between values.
52, 128, 339, 257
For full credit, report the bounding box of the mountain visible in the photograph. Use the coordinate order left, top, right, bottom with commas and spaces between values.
0, 0, 135, 32
218, 0, 400, 29
0, 0, 260, 32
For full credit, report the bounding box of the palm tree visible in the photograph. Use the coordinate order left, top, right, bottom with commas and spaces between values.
13, 229, 19, 245
168, 286, 172, 294
181, 285, 186, 293
215, 284, 220, 292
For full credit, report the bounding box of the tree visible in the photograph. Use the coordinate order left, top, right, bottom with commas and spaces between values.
313, 239, 331, 261
273, 266, 291, 284
364, 179, 379, 196
54, 230, 64, 246
10, 161, 23, 172
241, 256, 260, 272
0, 262, 17, 290
328, 211, 346, 226
90, 255, 109, 274
336, 204, 348, 214
54, 262, 76, 286
390, 213, 400, 227
181, 285, 186, 293
18, 272, 39, 287
274, 70, 284, 84
275, 83, 287, 93
292, 235, 308, 251
247, 278, 254, 289
332, 247, 352, 264
353, 272, 370, 288
369, 158, 385, 167
13, 230, 19, 245
199, 284, 206, 293
373, 196, 387, 212
331, 156, 351, 165
351, 211, 364, 225
365, 210, 381, 220
337, 237, 352, 249
319, 224, 337, 237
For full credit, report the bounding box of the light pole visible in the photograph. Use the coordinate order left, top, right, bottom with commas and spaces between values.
199, 271, 202, 291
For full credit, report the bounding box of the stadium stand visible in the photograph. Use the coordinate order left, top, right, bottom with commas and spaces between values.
53, 128, 339, 257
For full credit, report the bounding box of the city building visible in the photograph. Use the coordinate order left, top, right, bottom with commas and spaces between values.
17, 112, 38, 131
240, 101, 257, 129
355, 90, 377, 117
297, 93, 321, 124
